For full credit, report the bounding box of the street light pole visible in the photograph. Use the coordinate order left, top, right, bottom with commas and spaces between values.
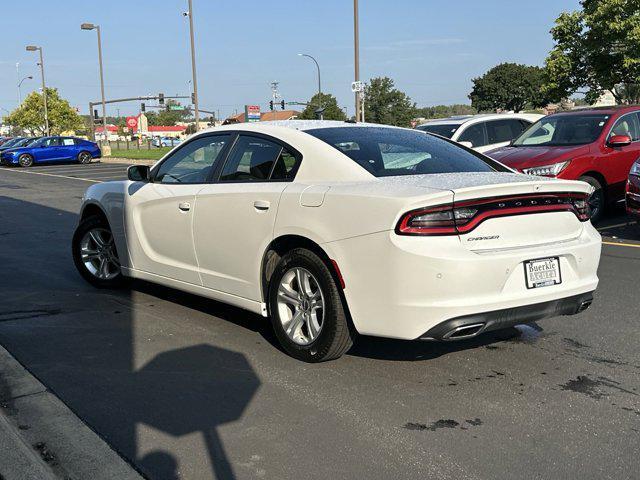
81, 23, 108, 150
298, 53, 322, 119
17, 75, 33, 105
353, 0, 361, 122
186, 0, 200, 131
26, 46, 49, 136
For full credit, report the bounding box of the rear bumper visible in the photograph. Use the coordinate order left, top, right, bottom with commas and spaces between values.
324, 217, 601, 340
420, 291, 593, 340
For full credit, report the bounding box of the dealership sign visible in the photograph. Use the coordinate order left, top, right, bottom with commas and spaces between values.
245, 105, 261, 123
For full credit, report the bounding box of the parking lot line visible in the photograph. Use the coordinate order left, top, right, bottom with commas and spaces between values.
29, 166, 127, 174
602, 240, 640, 249
0, 168, 102, 183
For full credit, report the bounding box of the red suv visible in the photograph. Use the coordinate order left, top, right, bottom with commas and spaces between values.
487, 106, 640, 222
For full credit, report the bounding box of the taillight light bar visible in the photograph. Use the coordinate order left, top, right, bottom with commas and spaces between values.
396, 193, 591, 236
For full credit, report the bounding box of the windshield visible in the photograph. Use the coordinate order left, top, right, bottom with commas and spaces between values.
12, 138, 36, 148
513, 114, 610, 147
1, 138, 23, 148
415, 123, 459, 139
306, 126, 503, 177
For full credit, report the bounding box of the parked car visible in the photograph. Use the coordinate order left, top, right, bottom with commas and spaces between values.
626, 158, 640, 226
0, 136, 12, 146
153, 136, 182, 148
0, 137, 29, 151
72, 121, 600, 362
416, 113, 543, 153
486, 106, 640, 222
0, 136, 101, 167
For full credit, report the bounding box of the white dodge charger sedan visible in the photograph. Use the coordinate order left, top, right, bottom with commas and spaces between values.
72, 121, 601, 362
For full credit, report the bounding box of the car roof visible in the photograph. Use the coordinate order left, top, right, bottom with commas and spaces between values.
421, 113, 540, 126
196, 120, 407, 137
550, 105, 640, 116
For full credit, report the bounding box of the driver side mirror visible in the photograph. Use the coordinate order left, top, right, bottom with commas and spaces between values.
459, 141, 473, 149
127, 164, 150, 182
607, 134, 632, 148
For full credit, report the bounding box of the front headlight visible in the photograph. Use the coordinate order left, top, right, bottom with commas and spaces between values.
631, 160, 640, 176
522, 161, 569, 177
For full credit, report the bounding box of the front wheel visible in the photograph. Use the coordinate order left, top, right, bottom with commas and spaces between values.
72, 215, 124, 288
268, 248, 354, 362
18, 154, 33, 167
78, 151, 92, 164
580, 175, 605, 224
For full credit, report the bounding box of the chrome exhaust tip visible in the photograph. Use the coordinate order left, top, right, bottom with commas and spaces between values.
576, 299, 592, 313
442, 323, 486, 340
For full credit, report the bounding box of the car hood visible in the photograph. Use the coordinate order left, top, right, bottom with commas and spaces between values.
485, 145, 590, 170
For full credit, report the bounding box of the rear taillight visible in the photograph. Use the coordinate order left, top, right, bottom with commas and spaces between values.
396, 193, 591, 236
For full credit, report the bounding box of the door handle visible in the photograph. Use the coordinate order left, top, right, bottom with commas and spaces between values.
178, 202, 191, 212
253, 200, 270, 211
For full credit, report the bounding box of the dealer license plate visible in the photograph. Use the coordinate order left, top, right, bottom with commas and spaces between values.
524, 257, 561, 289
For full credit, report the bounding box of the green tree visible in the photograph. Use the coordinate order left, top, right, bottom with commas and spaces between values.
469, 63, 548, 112
298, 92, 346, 120
544, 0, 640, 104
364, 77, 416, 127
415, 104, 476, 119
5, 88, 84, 135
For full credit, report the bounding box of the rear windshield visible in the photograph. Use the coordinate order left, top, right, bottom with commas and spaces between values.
513, 114, 610, 147
415, 123, 459, 139
306, 126, 501, 177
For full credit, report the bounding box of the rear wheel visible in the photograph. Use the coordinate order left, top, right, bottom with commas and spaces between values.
78, 151, 92, 164
268, 248, 354, 362
18, 154, 33, 168
580, 175, 605, 223
72, 215, 124, 288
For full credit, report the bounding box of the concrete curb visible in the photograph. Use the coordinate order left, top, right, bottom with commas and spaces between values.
0, 345, 144, 480
99, 157, 157, 166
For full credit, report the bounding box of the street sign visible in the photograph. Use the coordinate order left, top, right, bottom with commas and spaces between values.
126, 116, 138, 131
245, 105, 261, 123
169, 105, 184, 111
351, 81, 364, 93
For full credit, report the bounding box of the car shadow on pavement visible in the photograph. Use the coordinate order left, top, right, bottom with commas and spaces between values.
0, 195, 260, 480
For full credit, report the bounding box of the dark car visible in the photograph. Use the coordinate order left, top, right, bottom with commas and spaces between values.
0, 136, 101, 167
486, 106, 640, 222
626, 158, 640, 226
0, 137, 29, 151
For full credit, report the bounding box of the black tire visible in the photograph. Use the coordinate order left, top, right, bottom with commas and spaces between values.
18, 154, 33, 168
78, 151, 92, 164
580, 175, 605, 224
268, 248, 354, 362
72, 215, 124, 288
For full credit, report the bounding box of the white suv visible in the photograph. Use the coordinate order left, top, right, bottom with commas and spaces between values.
416, 113, 544, 153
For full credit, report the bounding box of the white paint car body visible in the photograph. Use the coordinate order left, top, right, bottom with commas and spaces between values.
76, 121, 600, 360
417, 113, 544, 153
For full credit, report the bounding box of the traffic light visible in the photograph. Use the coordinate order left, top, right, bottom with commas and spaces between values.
158, 93, 165, 105
141, 103, 146, 112
269, 100, 274, 111
191, 92, 196, 104
280, 100, 285, 110
93, 109, 99, 119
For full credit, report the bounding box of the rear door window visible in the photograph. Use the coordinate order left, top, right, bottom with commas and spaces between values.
219, 135, 299, 182
458, 123, 487, 147
486, 119, 528, 144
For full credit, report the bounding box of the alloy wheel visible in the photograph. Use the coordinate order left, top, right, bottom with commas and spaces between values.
276, 267, 325, 345
79, 227, 120, 280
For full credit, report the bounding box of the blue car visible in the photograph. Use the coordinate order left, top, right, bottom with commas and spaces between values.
0, 136, 101, 167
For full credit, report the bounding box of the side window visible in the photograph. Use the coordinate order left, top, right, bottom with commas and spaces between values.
220, 136, 289, 182
458, 123, 486, 147
486, 119, 523, 144
270, 148, 298, 180
45, 138, 62, 147
611, 114, 640, 141
62, 138, 75, 146
154, 134, 230, 184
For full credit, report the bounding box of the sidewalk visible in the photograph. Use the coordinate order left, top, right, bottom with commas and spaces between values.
0, 346, 143, 480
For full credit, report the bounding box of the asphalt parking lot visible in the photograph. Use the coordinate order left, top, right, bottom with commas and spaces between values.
0, 163, 639, 480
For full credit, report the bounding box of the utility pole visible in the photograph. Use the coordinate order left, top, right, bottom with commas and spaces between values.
26, 46, 49, 136
185, 0, 200, 131
353, 0, 361, 122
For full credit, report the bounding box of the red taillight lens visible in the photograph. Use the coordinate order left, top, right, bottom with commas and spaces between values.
396, 193, 591, 236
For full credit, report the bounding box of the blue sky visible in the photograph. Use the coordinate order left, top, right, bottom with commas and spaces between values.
0, 0, 581, 119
